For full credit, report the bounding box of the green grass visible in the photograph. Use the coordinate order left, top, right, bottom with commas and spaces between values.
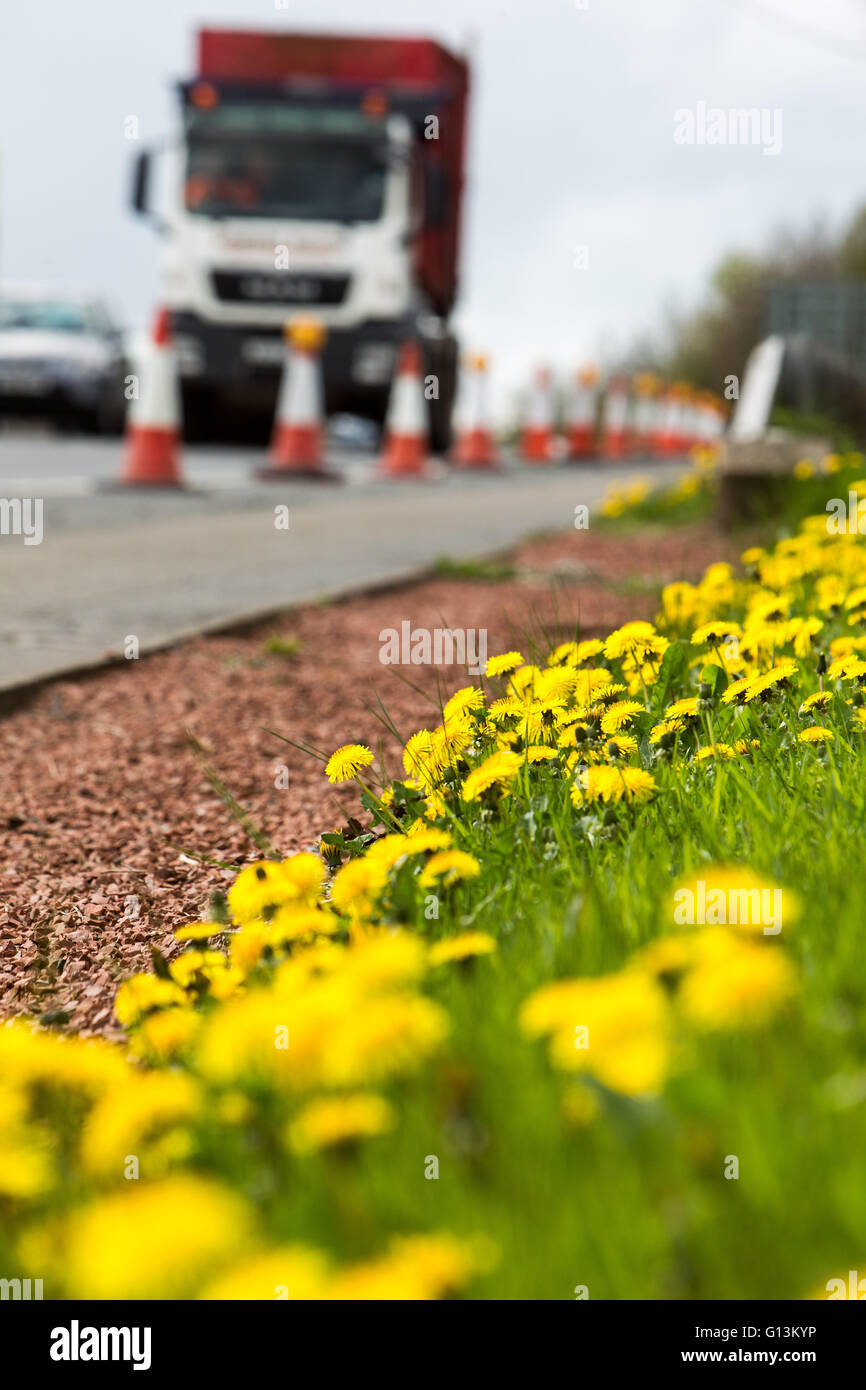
6, 468, 866, 1302
432, 554, 518, 581
263, 634, 302, 659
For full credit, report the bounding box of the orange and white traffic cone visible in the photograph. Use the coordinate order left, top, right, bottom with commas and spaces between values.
521, 366, 556, 463
656, 382, 689, 455
263, 318, 333, 478
565, 365, 599, 459
601, 376, 630, 459
452, 353, 499, 470
379, 340, 431, 478
120, 307, 184, 486
631, 371, 660, 455
705, 394, 726, 445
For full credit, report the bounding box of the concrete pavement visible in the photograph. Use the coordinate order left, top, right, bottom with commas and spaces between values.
0, 432, 686, 692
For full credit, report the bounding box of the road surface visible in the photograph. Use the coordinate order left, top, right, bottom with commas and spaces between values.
0, 432, 686, 692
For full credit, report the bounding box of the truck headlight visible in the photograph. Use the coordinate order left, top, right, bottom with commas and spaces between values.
351, 342, 397, 385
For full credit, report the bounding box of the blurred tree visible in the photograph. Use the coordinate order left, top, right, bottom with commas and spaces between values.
839, 206, 866, 278
639, 212, 859, 392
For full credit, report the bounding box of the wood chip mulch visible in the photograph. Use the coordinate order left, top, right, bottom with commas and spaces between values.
0, 521, 741, 1037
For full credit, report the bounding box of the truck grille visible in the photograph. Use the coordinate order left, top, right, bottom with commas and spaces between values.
211, 270, 350, 307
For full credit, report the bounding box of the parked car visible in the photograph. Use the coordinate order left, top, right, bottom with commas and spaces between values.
0, 286, 128, 432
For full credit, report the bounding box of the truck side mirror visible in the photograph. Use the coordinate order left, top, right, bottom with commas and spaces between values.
132, 150, 151, 215
131, 148, 169, 233
424, 163, 450, 227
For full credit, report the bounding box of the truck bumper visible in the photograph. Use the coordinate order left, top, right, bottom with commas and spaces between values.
171, 311, 404, 421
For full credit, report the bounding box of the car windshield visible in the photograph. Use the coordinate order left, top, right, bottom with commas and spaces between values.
184, 135, 388, 222
0, 301, 90, 332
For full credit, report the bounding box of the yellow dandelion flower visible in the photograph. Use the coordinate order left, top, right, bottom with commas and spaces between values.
325, 744, 374, 783
734, 738, 761, 754
605, 733, 638, 757
442, 685, 485, 725
604, 621, 657, 659
721, 676, 755, 706
671, 866, 799, 935
600, 699, 645, 734
24, 1176, 253, 1300
525, 744, 558, 762
429, 932, 497, 966
115, 974, 185, 1028
665, 697, 700, 719
690, 620, 742, 645
695, 743, 735, 761
330, 858, 388, 919
571, 765, 656, 805
129, 1007, 200, 1063
461, 750, 523, 801
269, 906, 339, 945
404, 824, 453, 851
365, 833, 413, 872
679, 937, 796, 1031
80, 1072, 199, 1177
173, 922, 220, 943
743, 659, 799, 701
799, 691, 832, 713
419, 849, 482, 888
485, 651, 523, 678
547, 641, 580, 666
328, 1234, 495, 1301
521, 970, 671, 1097
797, 726, 834, 744
287, 1093, 395, 1154
227, 854, 324, 926
649, 716, 686, 743
201, 1247, 331, 1301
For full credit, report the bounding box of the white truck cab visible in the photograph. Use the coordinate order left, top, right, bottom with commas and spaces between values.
132, 34, 467, 448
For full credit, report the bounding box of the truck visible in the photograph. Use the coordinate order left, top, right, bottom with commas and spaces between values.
131, 29, 470, 448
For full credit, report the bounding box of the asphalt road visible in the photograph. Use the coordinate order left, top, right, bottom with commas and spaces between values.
0, 430, 686, 692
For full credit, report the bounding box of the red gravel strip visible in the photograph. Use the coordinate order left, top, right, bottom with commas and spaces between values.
0, 522, 741, 1037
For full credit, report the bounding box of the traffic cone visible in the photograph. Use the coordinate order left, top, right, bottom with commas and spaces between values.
521, 366, 556, 463
656, 382, 689, 455
566, 365, 599, 459
121, 308, 183, 486
379, 340, 431, 478
452, 353, 499, 469
263, 318, 333, 479
601, 376, 630, 459
631, 372, 660, 456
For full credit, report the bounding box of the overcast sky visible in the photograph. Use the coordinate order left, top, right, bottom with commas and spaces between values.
2, 0, 866, 398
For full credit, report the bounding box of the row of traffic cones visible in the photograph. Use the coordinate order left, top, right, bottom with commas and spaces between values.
121, 311, 477, 486
265, 327, 500, 480
520, 366, 726, 464
120, 308, 723, 487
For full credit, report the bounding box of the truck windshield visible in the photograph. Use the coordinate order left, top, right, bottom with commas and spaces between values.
184, 135, 388, 222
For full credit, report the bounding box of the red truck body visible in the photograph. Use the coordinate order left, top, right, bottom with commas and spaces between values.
196, 30, 469, 318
